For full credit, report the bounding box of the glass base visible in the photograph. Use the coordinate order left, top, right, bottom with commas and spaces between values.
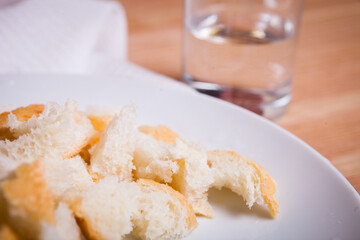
183, 75, 291, 121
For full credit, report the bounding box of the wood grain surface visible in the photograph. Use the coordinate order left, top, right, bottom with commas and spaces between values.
120, 0, 360, 193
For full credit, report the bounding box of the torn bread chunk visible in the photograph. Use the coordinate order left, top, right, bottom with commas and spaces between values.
0, 101, 96, 178
0, 104, 44, 141
1, 161, 56, 239
207, 150, 278, 217
43, 155, 94, 198
135, 125, 214, 217
132, 179, 198, 240
170, 140, 214, 218
90, 103, 136, 181
0, 104, 44, 126
133, 131, 179, 183
72, 176, 140, 240
72, 177, 198, 240
41, 202, 82, 240
1, 161, 82, 239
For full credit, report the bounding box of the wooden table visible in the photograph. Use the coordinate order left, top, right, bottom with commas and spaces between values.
120, 0, 360, 193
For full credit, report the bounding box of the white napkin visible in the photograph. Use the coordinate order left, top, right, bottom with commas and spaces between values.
0, 0, 127, 74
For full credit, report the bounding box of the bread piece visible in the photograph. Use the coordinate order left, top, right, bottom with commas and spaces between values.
72, 176, 140, 240
71, 176, 198, 240
0, 101, 96, 178
1, 161, 57, 239
132, 179, 198, 240
0, 104, 44, 126
1, 160, 83, 239
90, 104, 136, 181
207, 150, 278, 217
43, 155, 94, 198
135, 125, 214, 217
170, 140, 214, 218
0, 104, 44, 141
133, 131, 179, 183
41, 202, 82, 240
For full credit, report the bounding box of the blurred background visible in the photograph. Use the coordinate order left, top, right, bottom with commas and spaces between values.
120, 0, 360, 192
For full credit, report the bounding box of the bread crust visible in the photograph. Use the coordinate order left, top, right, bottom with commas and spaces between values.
137, 179, 198, 231
79, 115, 113, 163
250, 160, 279, 217
2, 161, 56, 224
0, 103, 96, 161
87, 115, 113, 134
0, 104, 44, 126
62, 110, 98, 160
0, 225, 18, 240
208, 150, 279, 217
74, 214, 105, 240
2, 161, 56, 238
139, 125, 181, 144
0, 104, 44, 141
90, 104, 136, 181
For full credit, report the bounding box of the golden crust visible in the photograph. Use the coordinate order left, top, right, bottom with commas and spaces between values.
1, 161, 56, 239
137, 178, 198, 231
0, 104, 44, 126
251, 161, 279, 217
0, 128, 14, 141
2, 161, 56, 224
79, 115, 113, 163
62, 112, 100, 160
75, 214, 105, 240
87, 115, 113, 134
0, 104, 44, 141
138, 125, 181, 144
208, 150, 279, 217
0, 225, 18, 240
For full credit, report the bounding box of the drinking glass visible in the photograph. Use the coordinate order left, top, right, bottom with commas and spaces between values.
182, 0, 304, 120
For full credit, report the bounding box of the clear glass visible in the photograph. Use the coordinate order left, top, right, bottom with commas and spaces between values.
182, 0, 303, 120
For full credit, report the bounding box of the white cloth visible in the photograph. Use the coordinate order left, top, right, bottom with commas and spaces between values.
0, 0, 127, 74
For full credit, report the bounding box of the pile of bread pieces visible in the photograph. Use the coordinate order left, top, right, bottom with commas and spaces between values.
0, 100, 278, 240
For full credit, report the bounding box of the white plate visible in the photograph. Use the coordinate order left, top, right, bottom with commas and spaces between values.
0, 71, 359, 240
